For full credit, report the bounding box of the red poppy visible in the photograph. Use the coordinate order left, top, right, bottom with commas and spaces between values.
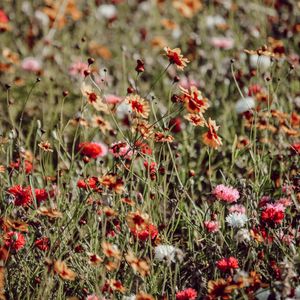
78, 142, 108, 159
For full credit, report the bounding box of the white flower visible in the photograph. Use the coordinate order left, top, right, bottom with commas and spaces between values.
250, 55, 271, 72
122, 296, 136, 300
235, 228, 251, 243
96, 5, 116, 19
255, 288, 280, 300
226, 212, 248, 228
154, 244, 183, 263
235, 97, 255, 114
206, 15, 226, 29
295, 285, 300, 298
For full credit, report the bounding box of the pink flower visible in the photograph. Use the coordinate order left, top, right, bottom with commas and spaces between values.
21, 57, 41, 72
109, 141, 132, 159
179, 77, 199, 89
276, 197, 292, 207
86, 295, 102, 300
69, 60, 89, 77
228, 204, 246, 214
204, 220, 219, 233
104, 94, 122, 104
213, 184, 240, 203
176, 288, 197, 300
210, 37, 234, 49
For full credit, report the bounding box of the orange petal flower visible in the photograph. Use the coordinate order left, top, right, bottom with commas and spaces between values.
164, 47, 189, 70
53, 260, 76, 281
202, 118, 222, 149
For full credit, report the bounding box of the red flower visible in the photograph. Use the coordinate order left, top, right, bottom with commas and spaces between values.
248, 84, 262, 96
10, 159, 33, 174
169, 117, 183, 133
0, 10, 9, 23
4, 231, 26, 251
77, 177, 100, 191
34, 189, 49, 203
261, 206, 285, 225
78, 142, 108, 159
131, 224, 158, 241
176, 288, 197, 300
34, 237, 50, 251
216, 257, 239, 272
8, 185, 32, 206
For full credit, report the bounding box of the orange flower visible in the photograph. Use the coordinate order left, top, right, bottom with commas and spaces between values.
37, 207, 63, 218
136, 292, 155, 300
101, 206, 118, 219
121, 197, 135, 206
87, 253, 103, 266
202, 118, 222, 149
38, 141, 53, 152
132, 120, 154, 139
125, 94, 150, 119
99, 174, 124, 194
105, 260, 120, 272
53, 260, 76, 281
1, 218, 29, 233
127, 210, 150, 231
154, 132, 174, 143
164, 47, 189, 70
184, 113, 206, 126
172, 0, 202, 18
180, 86, 209, 114
125, 251, 150, 277
207, 278, 236, 299
103, 279, 126, 294
81, 83, 108, 112
102, 241, 121, 260
92, 116, 112, 133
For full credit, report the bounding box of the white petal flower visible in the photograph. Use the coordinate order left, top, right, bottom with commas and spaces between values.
154, 244, 183, 264
226, 212, 248, 228
250, 55, 271, 72
235, 228, 251, 243
235, 97, 255, 114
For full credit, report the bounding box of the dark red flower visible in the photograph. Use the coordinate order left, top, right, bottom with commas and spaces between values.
4, 231, 26, 251
169, 117, 183, 133
78, 142, 108, 159
34, 237, 50, 251
8, 185, 32, 206
77, 177, 100, 191
176, 288, 197, 300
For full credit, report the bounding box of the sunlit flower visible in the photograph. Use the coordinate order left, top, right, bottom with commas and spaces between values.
154, 132, 174, 143
202, 118, 222, 149
87, 253, 103, 265
164, 47, 189, 70
102, 279, 126, 294
235, 97, 255, 114
125, 94, 150, 119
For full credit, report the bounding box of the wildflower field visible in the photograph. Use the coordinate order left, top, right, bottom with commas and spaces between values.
0, 1, 300, 299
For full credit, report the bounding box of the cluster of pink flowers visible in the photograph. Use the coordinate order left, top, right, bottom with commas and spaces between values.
213, 184, 240, 203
